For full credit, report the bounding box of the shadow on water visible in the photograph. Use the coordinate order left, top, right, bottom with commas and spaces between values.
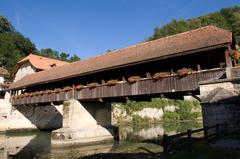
1, 131, 51, 159
0, 121, 201, 159
1, 131, 114, 159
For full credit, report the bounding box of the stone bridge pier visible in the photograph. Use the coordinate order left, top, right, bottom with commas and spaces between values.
2, 99, 114, 146
51, 100, 114, 147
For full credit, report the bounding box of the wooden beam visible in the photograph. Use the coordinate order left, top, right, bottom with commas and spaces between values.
219, 62, 225, 68
128, 96, 152, 102
146, 72, 152, 78
101, 80, 105, 84
122, 76, 126, 82
225, 48, 232, 67
171, 69, 174, 75
197, 64, 201, 71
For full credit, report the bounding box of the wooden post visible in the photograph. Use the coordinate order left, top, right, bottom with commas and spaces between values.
101, 79, 105, 84
146, 72, 152, 78
225, 48, 233, 68
72, 84, 75, 99
219, 62, 225, 68
163, 134, 169, 155
122, 76, 126, 82
187, 129, 192, 151
197, 64, 201, 71
171, 69, 174, 75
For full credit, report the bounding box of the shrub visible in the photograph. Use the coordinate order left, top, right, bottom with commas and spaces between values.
132, 115, 155, 123
162, 112, 180, 121
113, 98, 201, 123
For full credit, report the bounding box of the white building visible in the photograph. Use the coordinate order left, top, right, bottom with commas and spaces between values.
12, 54, 69, 82
0, 67, 9, 97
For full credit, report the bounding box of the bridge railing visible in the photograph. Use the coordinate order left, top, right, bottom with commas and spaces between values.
11, 68, 226, 105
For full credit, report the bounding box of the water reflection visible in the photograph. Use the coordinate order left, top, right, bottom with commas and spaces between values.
0, 131, 50, 159
0, 121, 201, 158
119, 121, 202, 141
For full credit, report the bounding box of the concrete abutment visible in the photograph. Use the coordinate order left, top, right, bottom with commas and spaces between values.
51, 100, 114, 147
1, 98, 115, 147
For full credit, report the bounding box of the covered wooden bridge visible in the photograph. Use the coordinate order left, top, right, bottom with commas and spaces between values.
9, 26, 238, 106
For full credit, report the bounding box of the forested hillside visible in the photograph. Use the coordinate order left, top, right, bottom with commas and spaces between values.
0, 16, 80, 74
0, 16, 37, 72
147, 6, 240, 47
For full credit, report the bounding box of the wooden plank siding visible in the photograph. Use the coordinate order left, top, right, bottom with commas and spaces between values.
11, 68, 226, 106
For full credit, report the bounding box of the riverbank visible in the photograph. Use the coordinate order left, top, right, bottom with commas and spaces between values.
112, 98, 201, 124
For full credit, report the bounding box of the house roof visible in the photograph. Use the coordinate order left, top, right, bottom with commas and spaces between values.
201, 87, 240, 104
0, 67, 9, 76
12, 54, 69, 75
9, 26, 233, 90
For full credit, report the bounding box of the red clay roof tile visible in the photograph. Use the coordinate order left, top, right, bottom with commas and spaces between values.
9, 26, 233, 90
12, 54, 69, 75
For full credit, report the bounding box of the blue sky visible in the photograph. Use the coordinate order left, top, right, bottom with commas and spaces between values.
0, 0, 240, 59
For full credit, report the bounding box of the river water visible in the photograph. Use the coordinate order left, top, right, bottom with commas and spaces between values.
0, 121, 201, 159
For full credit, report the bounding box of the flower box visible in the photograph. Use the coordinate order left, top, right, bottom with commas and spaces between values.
46, 90, 53, 94
177, 68, 190, 78
63, 86, 73, 92
75, 84, 85, 90
230, 50, 239, 60
127, 76, 141, 83
54, 88, 62, 93
106, 79, 119, 86
153, 72, 170, 80
87, 82, 100, 89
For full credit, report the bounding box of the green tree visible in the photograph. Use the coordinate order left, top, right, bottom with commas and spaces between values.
39, 48, 81, 62
0, 15, 81, 76
0, 23, 37, 72
59, 52, 70, 61
147, 6, 240, 45
0, 16, 37, 72
0, 16, 14, 33
39, 48, 59, 59
69, 54, 81, 62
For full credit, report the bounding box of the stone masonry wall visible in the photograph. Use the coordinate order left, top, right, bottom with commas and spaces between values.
202, 103, 240, 131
